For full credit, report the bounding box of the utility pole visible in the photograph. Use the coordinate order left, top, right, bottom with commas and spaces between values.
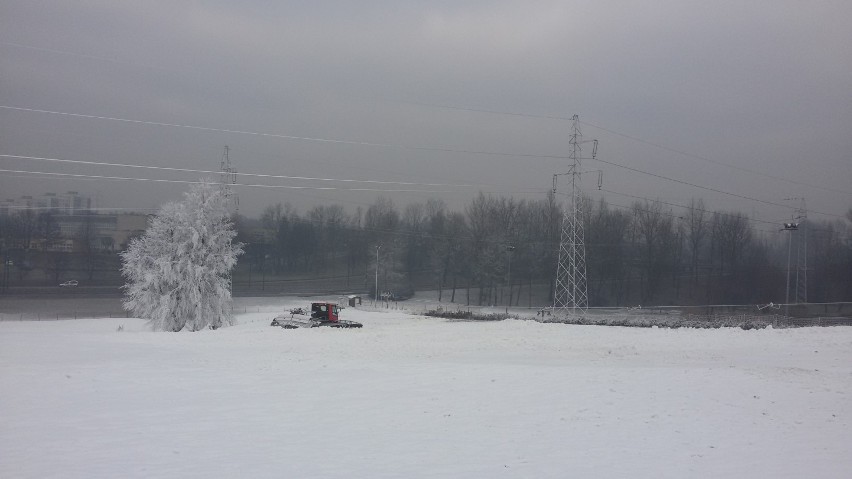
505, 244, 515, 313
553, 115, 597, 316
782, 197, 808, 305
794, 199, 808, 304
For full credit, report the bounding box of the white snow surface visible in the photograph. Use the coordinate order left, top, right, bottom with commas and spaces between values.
2, 299, 850, 478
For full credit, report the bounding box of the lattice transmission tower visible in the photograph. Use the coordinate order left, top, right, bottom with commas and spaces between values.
553, 115, 597, 316
219, 145, 239, 213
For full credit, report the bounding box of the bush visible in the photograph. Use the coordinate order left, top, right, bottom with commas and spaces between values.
424, 309, 516, 321
540, 313, 779, 329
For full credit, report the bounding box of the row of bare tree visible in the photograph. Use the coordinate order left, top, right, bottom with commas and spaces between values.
244, 195, 852, 306
2, 196, 850, 304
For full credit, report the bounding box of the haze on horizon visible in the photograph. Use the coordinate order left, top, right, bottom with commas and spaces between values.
1, 1, 851, 228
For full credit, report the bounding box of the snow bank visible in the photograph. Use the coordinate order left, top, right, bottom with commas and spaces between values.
1, 300, 850, 478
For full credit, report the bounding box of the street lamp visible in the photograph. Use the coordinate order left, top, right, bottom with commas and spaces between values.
505, 244, 515, 313
375, 244, 382, 305
262, 253, 269, 291
1, 252, 10, 293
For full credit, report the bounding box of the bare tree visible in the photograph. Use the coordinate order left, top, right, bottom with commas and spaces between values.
685, 198, 707, 292
715, 212, 752, 274
260, 203, 287, 273
632, 200, 676, 303
307, 205, 347, 269
586, 198, 630, 305
423, 200, 450, 301
713, 211, 753, 301
442, 212, 469, 303
464, 193, 523, 306
807, 219, 852, 302
466, 193, 495, 305
345, 207, 366, 288
402, 202, 427, 279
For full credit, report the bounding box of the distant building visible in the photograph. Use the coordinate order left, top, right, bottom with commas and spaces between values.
53, 213, 149, 252
1, 191, 92, 215
1, 190, 155, 252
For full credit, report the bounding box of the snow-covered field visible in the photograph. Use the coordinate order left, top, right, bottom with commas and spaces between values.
1, 298, 850, 478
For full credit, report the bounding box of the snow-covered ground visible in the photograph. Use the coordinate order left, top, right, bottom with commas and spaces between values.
1, 298, 850, 478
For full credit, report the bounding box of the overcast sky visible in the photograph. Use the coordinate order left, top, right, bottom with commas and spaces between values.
2, 1, 850, 231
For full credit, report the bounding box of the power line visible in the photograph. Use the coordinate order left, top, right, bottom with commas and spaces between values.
0, 168, 455, 193
0, 154, 492, 189
0, 168, 548, 197
597, 197, 778, 236
9, 36, 845, 198
580, 119, 852, 197
1, 205, 157, 212
0, 173, 99, 182
569, 185, 843, 237
395, 99, 851, 197
4, 104, 845, 218
596, 188, 781, 228
0, 105, 568, 160
8, 36, 839, 199
589, 156, 844, 219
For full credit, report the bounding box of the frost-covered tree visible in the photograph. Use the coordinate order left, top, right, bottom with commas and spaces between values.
121, 181, 243, 331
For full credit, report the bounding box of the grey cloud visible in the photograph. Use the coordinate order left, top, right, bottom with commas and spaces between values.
1, 1, 850, 220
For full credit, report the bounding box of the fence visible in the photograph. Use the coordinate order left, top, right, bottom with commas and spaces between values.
0, 305, 290, 321
3, 300, 850, 327
0, 311, 131, 321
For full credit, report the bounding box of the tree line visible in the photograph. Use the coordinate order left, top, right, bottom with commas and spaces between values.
1, 193, 850, 305
238, 194, 852, 306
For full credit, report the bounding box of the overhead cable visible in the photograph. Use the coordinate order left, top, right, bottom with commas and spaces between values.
0, 105, 568, 160
0, 154, 488, 188
580, 119, 851, 197
3, 104, 845, 218
395, 99, 850, 197
590, 157, 844, 219
0, 168, 547, 196
0, 168, 454, 193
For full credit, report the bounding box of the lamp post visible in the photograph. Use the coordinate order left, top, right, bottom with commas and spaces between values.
262, 253, 269, 291
505, 244, 515, 313
375, 244, 381, 305
1, 250, 8, 294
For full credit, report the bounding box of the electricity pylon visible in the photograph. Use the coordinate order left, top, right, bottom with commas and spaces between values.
219, 145, 239, 213
553, 115, 597, 316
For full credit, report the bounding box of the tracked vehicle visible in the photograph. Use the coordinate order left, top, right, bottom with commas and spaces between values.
271, 302, 363, 329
